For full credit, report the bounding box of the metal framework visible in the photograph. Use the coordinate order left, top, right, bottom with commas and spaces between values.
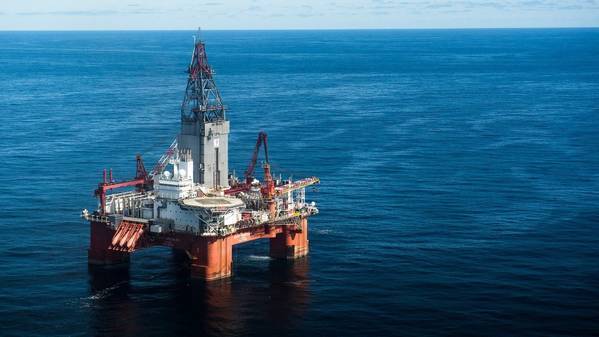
225, 131, 271, 195
245, 131, 269, 182
94, 155, 149, 215
150, 138, 178, 177
181, 36, 226, 122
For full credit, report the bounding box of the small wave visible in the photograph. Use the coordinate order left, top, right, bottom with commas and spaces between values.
284, 279, 309, 287
248, 255, 272, 261
315, 229, 332, 235
83, 281, 128, 301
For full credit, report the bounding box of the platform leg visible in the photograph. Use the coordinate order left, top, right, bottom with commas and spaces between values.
189, 237, 233, 281
270, 218, 309, 259
88, 221, 130, 266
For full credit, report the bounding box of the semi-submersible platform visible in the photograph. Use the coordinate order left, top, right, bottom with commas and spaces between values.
82, 37, 319, 281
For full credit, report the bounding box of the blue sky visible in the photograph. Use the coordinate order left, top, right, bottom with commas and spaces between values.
1, 0, 598, 30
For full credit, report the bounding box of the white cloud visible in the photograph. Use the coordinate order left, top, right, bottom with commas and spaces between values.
0, 0, 598, 29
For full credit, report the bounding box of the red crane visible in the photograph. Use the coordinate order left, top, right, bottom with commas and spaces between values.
226, 131, 274, 197
245, 131, 269, 184
95, 155, 149, 214
94, 138, 180, 215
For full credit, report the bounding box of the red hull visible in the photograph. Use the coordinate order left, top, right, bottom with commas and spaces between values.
88, 219, 309, 280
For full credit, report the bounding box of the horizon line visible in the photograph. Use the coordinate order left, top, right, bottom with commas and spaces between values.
1, 26, 599, 32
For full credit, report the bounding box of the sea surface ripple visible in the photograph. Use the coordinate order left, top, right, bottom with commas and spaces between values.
0, 29, 598, 336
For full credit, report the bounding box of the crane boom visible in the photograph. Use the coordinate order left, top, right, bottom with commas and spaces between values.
245, 131, 268, 182
275, 177, 320, 196
150, 139, 178, 177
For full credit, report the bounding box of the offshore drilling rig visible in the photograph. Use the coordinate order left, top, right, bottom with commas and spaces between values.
83, 35, 319, 281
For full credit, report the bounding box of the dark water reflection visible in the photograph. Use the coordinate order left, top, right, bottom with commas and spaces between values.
88, 254, 310, 337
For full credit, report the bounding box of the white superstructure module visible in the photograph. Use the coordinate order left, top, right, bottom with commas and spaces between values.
151, 148, 243, 235
95, 146, 317, 237
154, 149, 196, 200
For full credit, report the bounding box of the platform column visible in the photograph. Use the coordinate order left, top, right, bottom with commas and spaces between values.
189, 236, 233, 281
270, 218, 309, 259
88, 221, 130, 266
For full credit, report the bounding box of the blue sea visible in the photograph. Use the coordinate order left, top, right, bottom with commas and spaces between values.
1, 29, 598, 336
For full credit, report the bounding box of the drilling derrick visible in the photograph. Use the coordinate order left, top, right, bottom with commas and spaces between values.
179, 37, 229, 188
84, 33, 320, 281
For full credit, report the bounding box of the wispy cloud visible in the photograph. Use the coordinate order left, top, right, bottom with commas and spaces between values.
15, 8, 163, 16
371, 10, 392, 15
323, 0, 599, 20
423, 0, 599, 11
2, 0, 598, 29
17, 10, 117, 16
357, 0, 599, 14
247, 5, 262, 11
297, 12, 321, 18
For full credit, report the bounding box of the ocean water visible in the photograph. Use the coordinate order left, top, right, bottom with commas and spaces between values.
1, 29, 599, 336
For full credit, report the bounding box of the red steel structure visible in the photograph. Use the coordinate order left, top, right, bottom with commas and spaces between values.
85, 33, 319, 281
88, 212, 310, 280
